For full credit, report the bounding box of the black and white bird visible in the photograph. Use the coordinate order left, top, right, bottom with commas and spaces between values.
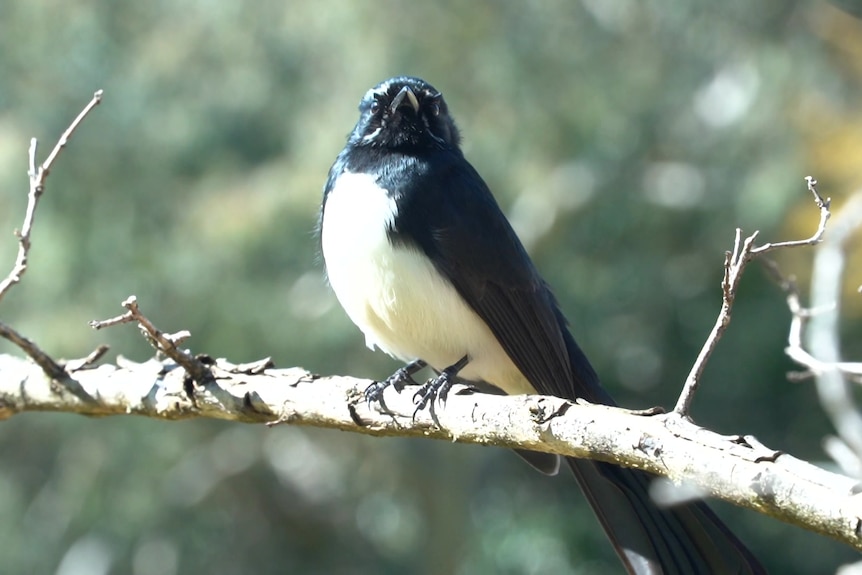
319, 76, 764, 574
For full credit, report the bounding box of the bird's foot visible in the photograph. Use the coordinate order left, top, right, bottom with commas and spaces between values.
411, 356, 469, 418
412, 373, 454, 415
364, 359, 427, 405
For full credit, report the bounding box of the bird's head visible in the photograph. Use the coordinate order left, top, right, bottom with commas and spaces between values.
349, 76, 460, 151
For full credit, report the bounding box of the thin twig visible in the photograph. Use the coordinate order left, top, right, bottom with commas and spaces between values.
39, 91, 104, 178
88, 308, 135, 330
673, 177, 831, 416
90, 295, 212, 384
673, 229, 752, 414
751, 177, 831, 255
64, 344, 111, 372
0, 320, 66, 380
0, 90, 103, 303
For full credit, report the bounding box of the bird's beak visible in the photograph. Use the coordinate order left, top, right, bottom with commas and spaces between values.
390, 86, 420, 114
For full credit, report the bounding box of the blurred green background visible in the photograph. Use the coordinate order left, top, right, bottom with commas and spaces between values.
1, 1, 862, 573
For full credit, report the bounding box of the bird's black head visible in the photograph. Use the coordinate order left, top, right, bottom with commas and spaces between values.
348, 76, 461, 151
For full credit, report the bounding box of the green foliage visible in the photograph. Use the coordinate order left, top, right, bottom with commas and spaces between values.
1, 1, 860, 573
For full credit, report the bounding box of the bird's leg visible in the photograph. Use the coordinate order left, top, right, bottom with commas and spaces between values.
413, 355, 469, 415
365, 359, 427, 405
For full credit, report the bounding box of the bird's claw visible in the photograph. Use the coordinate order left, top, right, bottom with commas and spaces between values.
363, 380, 391, 405
364, 360, 427, 406
412, 372, 455, 417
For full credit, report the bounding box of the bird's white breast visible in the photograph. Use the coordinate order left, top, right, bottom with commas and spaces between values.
321, 171, 533, 395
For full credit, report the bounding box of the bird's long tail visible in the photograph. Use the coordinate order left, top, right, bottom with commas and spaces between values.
557, 324, 765, 574
567, 456, 765, 574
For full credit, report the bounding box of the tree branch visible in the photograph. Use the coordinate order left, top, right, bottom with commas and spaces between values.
0, 352, 858, 550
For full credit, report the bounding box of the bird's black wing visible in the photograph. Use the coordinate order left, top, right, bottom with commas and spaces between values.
393, 151, 605, 404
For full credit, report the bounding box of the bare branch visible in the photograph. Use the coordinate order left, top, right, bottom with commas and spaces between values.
0, 90, 103, 303
674, 178, 831, 415
673, 228, 755, 414
90, 295, 212, 385
39, 90, 104, 177
0, 352, 858, 551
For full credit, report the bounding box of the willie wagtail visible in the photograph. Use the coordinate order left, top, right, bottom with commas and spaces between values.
320, 76, 764, 574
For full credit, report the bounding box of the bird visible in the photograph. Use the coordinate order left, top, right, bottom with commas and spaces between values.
319, 76, 765, 574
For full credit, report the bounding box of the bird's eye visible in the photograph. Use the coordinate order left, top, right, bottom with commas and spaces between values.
370, 100, 381, 114
429, 102, 440, 117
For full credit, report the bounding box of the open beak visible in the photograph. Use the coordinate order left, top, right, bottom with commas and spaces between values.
390, 86, 420, 114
